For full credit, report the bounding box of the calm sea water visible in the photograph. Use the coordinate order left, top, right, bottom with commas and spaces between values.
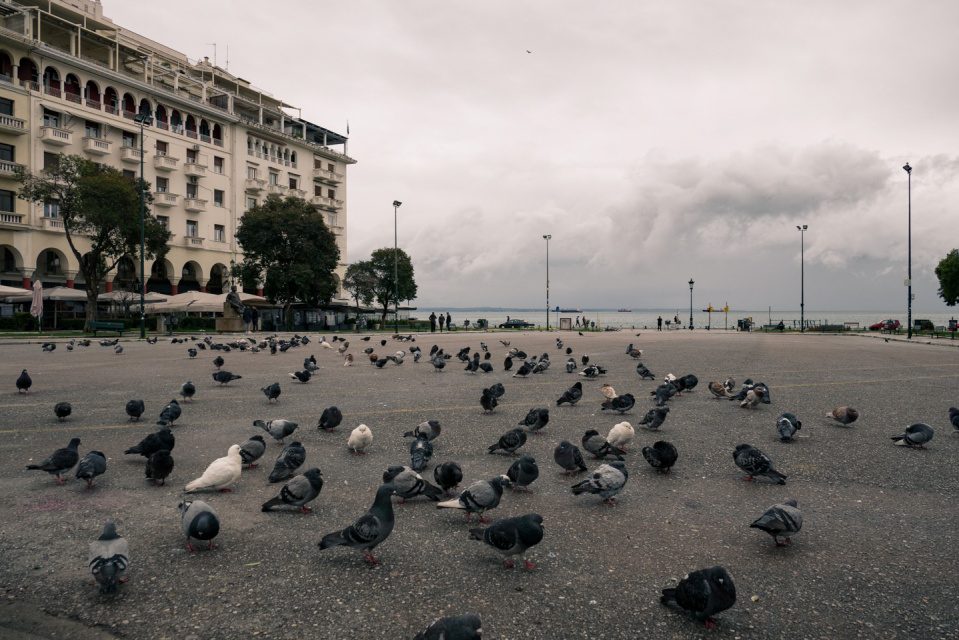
417, 308, 959, 331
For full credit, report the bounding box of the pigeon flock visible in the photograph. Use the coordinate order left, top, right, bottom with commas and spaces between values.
10, 329, 957, 638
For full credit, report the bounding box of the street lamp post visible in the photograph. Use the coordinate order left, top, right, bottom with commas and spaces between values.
797, 224, 807, 332
133, 113, 153, 340
543, 234, 551, 330
688, 278, 694, 330
392, 200, 401, 334
903, 163, 912, 340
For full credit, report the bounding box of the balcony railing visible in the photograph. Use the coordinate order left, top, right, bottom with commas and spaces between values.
42, 216, 65, 230
39, 126, 73, 146
266, 183, 287, 196
0, 113, 27, 134
312, 167, 340, 183
183, 235, 205, 247
153, 192, 179, 207
153, 154, 179, 171
44, 84, 61, 98
245, 178, 265, 193
122, 110, 137, 120
0, 160, 24, 176
105, 103, 119, 115
19, 79, 40, 92
183, 198, 207, 213
120, 146, 144, 163
0, 212, 25, 226
311, 195, 336, 209
82, 137, 112, 155
65, 91, 81, 104
86, 99, 101, 110
288, 188, 307, 199
183, 162, 207, 177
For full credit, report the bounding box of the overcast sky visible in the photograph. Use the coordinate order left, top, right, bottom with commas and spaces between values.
108, 1, 959, 311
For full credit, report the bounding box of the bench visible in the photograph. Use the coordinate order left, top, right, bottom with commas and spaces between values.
89, 321, 125, 336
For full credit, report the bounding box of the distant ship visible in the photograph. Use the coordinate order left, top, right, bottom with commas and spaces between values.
559, 308, 582, 313
617, 308, 632, 313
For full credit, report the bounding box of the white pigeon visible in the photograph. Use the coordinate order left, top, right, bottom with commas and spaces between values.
348, 424, 373, 454
606, 421, 635, 450
185, 444, 243, 492
320, 340, 333, 349
343, 354, 354, 366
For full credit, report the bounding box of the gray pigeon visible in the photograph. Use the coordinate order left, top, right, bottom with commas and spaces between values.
317, 406, 343, 431
750, 498, 803, 546
261, 382, 281, 403
75, 450, 107, 489
125, 399, 145, 421
506, 454, 539, 490
949, 406, 959, 430
88, 521, 129, 594
661, 566, 737, 630
518, 408, 550, 434
125, 425, 174, 457
469, 513, 544, 569
777, 412, 802, 442
733, 444, 786, 484
383, 465, 444, 502
891, 423, 934, 447
571, 461, 628, 504
54, 402, 72, 422
437, 475, 511, 523
179, 500, 220, 552
581, 430, 625, 460
269, 441, 306, 483
404, 420, 441, 441
239, 435, 266, 468
409, 436, 434, 472
212, 370, 242, 385
565, 357, 577, 373
553, 440, 587, 474
26, 437, 80, 484
318, 483, 397, 565
639, 407, 670, 430
262, 467, 324, 513
414, 614, 483, 640
487, 428, 527, 455
157, 399, 181, 426
641, 441, 678, 473
255, 418, 298, 443
179, 381, 196, 402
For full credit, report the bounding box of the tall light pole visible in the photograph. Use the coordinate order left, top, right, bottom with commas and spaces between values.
392, 200, 401, 334
133, 112, 153, 339
543, 234, 551, 330
688, 278, 694, 330
797, 224, 807, 332
903, 163, 912, 339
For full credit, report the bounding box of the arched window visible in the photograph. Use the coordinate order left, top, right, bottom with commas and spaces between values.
138, 98, 152, 117
103, 86, 118, 114
212, 123, 222, 145
0, 51, 13, 78
84, 80, 101, 107
290, 151, 297, 167
43, 66, 60, 95
64, 74, 81, 102
185, 114, 197, 138
199, 118, 210, 140
170, 109, 183, 133
154, 104, 168, 129
122, 93, 136, 118
17, 57, 38, 87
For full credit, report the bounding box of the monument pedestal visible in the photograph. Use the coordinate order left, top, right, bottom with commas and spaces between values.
216, 316, 244, 332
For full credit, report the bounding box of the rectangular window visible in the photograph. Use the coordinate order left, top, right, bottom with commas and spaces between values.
156, 215, 169, 228
246, 166, 257, 179
122, 131, 137, 147
155, 176, 169, 193
214, 224, 225, 242
314, 185, 322, 196
43, 152, 60, 171
214, 189, 224, 207
122, 169, 136, 181
84, 121, 100, 139
268, 172, 278, 185
186, 183, 198, 199
213, 156, 224, 173
246, 196, 257, 210
186, 220, 198, 237
327, 163, 334, 172
0, 98, 13, 116
186, 149, 198, 163
0, 143, 13, 162
155, 140, 168, 155
288, 177, 298, 190
327, 188, 335, 199
0, 189, 15, 212
42, 108, 60, 128
43, 200, 60, 218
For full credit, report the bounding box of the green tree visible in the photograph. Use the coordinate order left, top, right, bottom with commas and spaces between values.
935, 249, 959, 306
16, 154, 170, 331
234, 195, 340, 327
343, 260, 377, 324
369, 247, 417, 321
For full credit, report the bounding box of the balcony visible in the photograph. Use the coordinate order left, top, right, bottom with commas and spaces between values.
120, 146, 144, 163
245, 178, 265, 193
266, 183, 287, 196
312, 167, 341, 184
153, 192, 179, 207
82, 137, 112, 155
39, 126, 73, 146
183, 162, 207, 177
183, 198, 207, 213
311, 195, 342, 210
0, 114, 27, 135
42, 216, 65, 231
0, 160, 24, 177
183, 235, 205, 248
153, 154, 179, 171
0, 212, 25, 228
288, 188, 307, 199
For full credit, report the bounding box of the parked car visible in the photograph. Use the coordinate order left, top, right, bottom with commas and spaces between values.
869, 319, 901, 331
498, 319, 534, 329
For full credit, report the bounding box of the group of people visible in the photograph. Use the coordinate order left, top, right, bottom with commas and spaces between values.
242, 306, 260, 333
428, 311, 453, 332
574, 316, 595, 329
656, 315, 682, 331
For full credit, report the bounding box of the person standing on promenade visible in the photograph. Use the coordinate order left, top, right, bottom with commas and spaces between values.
438, 312, 446, 332
657, 316, 663, 331
242, 307, 253, 333
429, 312, 437, 332
446, 312, 452, 331
252, 307, 260, 332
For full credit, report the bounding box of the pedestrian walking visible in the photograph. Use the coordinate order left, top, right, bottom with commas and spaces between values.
576, 316, 580, 327
252, 307, 260, 332
438, 312, 445, 332
242, 307, 253, 333
446, 312, 452, 331
429, 312, 437, 333
657, 316, 663, 331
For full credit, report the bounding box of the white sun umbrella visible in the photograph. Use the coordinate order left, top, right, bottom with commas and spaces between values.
0, 284, 31, 297
97, 290, 168, 303
30, 280, 43, 333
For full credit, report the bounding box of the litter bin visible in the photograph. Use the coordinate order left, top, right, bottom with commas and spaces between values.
737, 318, 751, 332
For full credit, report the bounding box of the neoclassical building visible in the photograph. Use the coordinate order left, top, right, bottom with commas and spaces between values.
0, 0, 353, 297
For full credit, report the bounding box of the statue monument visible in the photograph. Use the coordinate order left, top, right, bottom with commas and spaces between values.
216, 285, 246, 332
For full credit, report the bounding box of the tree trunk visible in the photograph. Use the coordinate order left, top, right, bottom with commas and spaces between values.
83, 276, 100, 332
283, 303, 294, 330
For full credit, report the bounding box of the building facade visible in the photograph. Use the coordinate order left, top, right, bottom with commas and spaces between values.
0, 0, 353, 297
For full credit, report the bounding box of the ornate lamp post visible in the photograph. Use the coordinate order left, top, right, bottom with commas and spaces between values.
543, 234, 551, 330
392, 200, 402, 334
133, 112, 153, 339
688, 278, 694, 330
797, 224, 807, 332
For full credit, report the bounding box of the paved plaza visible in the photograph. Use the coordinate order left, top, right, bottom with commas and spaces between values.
0, 330, 957, 639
